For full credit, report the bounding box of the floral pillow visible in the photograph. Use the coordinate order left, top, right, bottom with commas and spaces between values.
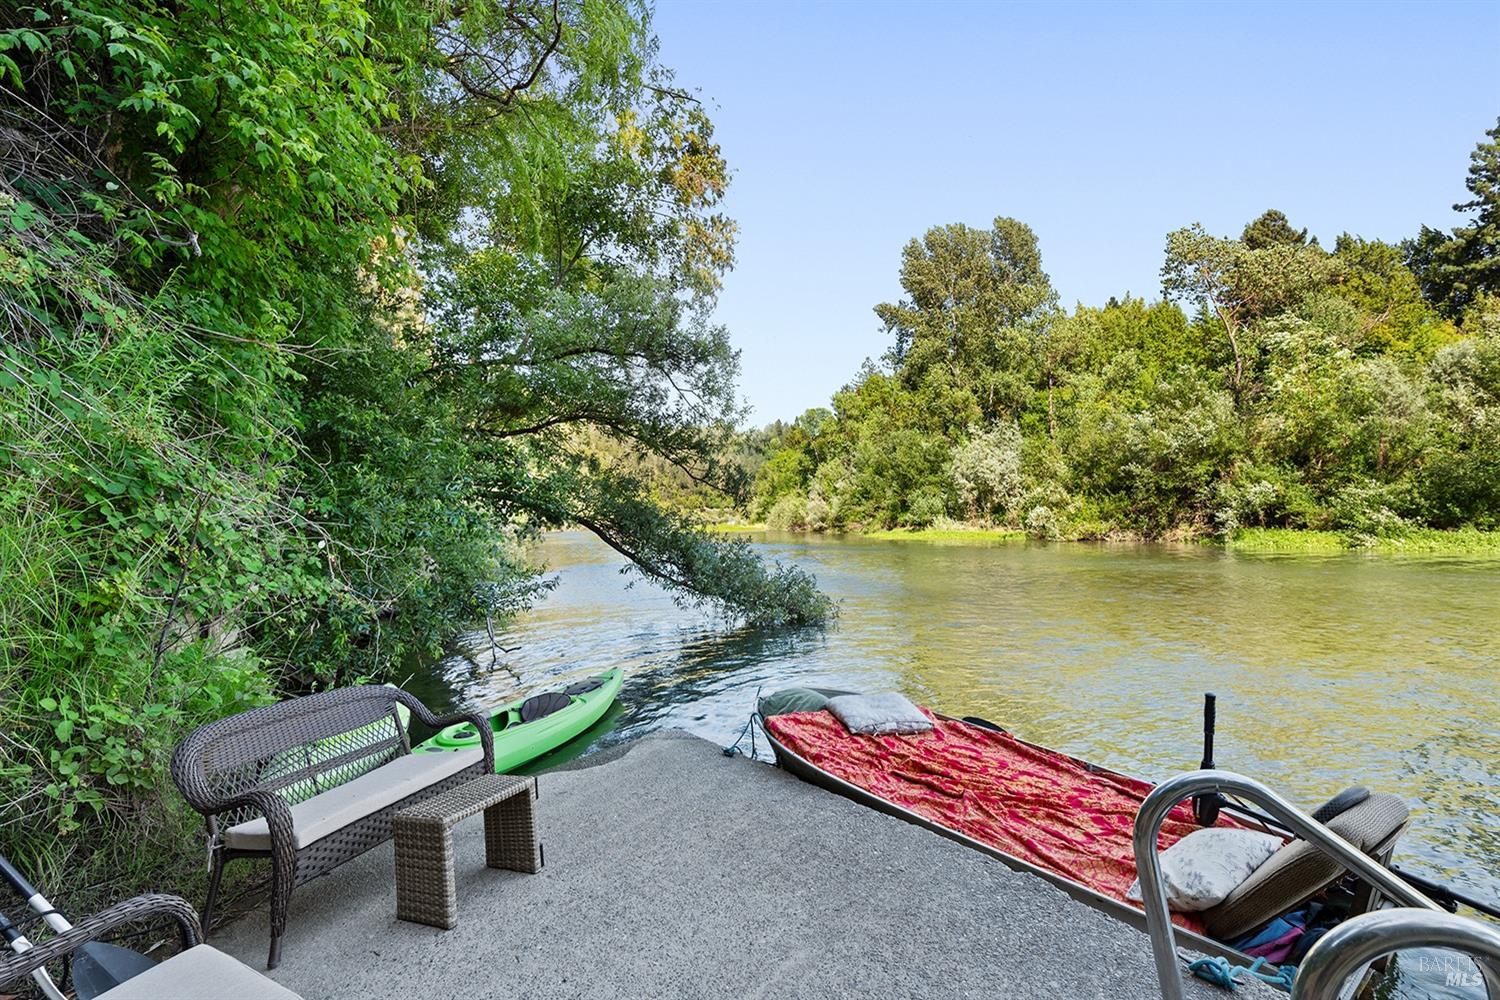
1127, 828, 1284, 912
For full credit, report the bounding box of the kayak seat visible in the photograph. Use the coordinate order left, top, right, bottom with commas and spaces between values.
520, 692, 571, 723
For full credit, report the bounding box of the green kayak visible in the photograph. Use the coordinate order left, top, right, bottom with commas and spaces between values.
413, 669, 623, 773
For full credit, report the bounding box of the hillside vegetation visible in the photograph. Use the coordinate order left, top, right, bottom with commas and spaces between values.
0, 0, 828, 910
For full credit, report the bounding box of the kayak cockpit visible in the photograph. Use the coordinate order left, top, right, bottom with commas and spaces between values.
414, 670, 623, 773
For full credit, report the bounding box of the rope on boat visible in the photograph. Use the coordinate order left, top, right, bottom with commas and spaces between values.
723, 688, 764, 759
1187, 955, 1296, 992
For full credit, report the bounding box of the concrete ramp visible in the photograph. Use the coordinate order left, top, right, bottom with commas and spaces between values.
217, 730, 1270, 999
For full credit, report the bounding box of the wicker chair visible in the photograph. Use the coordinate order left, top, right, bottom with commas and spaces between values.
0, 893, 302, 998
171, 686, 494, 969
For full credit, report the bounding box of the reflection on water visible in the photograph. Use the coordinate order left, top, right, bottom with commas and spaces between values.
409, 530, 1500, 996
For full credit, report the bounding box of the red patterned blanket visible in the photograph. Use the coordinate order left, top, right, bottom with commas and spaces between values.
765, 708, 1235, 933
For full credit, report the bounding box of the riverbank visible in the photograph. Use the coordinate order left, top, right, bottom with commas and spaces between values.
704, 521, 1500, 554
1224, 526, 1500, 554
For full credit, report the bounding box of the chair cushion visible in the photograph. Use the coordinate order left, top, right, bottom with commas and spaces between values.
1126, 827, 1284, 912
1203, 791, 1409, 940
225, 748, 482, 851
96, 945, 303, 999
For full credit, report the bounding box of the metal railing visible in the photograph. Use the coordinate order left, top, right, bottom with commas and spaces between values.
1131, 770, 1443, 1000
1292, 908, 1500, 999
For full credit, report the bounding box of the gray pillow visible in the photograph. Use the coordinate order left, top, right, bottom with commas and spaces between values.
825, 692, 933, 736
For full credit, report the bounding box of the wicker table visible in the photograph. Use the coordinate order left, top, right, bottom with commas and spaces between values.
393, 773, 542, 929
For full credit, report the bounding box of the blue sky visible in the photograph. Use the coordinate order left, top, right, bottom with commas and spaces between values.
650, 0, 1500, 423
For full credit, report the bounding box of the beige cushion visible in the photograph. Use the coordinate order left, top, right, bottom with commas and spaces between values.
1203, 791, 1409, 941
225, 748, 481, 851
96, 945, 303, 999
1126, 828, 1284, 911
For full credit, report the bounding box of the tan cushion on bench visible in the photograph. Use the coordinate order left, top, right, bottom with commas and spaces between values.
97, 944, 303, 999
225, 748, 482, 851
1202, 791, 1409, 941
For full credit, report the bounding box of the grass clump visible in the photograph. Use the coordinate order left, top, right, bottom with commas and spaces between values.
1226, 526, 1500, 554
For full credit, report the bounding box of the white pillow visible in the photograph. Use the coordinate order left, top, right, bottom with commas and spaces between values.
1127, 828, 1283, 912
825, 692, 933, 736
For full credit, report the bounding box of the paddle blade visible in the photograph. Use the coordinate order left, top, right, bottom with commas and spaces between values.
71, 942, 156, 1000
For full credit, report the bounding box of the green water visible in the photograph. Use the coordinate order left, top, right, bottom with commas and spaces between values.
412, 529, 1500, 994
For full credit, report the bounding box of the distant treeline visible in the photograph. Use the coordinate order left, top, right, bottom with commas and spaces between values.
739, 121, 1500, 541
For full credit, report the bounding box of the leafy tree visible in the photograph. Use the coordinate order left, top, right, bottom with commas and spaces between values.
1242, 209, 1311, 249
950, 423, 1024, 520
822, 368, 959, 527
1064, 365, 1241, 535
0, 0, 828, 914
1332, 235, 1459, 359
1417, 297, 1500, 526
875, 216, 1056, 422
1405, 118, 1500, 321
748, 409, 835, 519
1161, 223, 1343, 404
1255, 317, 1430, 490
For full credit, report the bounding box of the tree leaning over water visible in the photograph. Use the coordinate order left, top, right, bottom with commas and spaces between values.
0, 0, 827, 908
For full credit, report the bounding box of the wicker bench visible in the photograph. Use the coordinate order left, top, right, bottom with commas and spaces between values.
171, 686, 495, 968
393, 774, 542, 929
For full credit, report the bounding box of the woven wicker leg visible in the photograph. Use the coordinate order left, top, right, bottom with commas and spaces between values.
394, 815, 459, 929
483, 784, 542, 874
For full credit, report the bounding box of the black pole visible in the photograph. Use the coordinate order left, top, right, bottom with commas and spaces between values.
1389, 864, 1500, 921
1193, 693, 1222, 826
1199, 693, 1216, 770
0, 907, 22, 946
0, 854, 39, 901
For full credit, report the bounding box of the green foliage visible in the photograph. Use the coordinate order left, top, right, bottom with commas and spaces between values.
949, 422, 1023, 520
1405, 118, 1500, 321
1333, 235, 1460, 359
875, 217, 1056, 423
745, 147, 1500, 546
1161, 220, 1344, 403
1415, 297, 1500, 528
1241, 209, 1310, 249
2, 0, 828, 917
1, 185, 290, 902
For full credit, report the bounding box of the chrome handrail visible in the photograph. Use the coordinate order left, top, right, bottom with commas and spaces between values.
1292, 908, 1500, 999
1132, 770, 1442, 1000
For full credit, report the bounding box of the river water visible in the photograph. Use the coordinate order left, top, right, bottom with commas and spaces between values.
409, 529, 1500, 997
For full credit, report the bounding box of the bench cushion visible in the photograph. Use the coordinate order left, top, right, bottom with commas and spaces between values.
225, 748, 482, 851
97, 945, 303, 999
